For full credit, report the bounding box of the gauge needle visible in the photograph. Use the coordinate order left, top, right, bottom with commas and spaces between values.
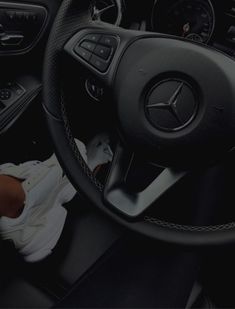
93, 4, 115, 19
182, 22, 191, 36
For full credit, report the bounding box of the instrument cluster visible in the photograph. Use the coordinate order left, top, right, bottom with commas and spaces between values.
87, 0, 235, 101
91, 0, 235, 51
151, 0, 215, 44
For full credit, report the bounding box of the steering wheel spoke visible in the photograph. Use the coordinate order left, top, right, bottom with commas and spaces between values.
64, 24, 140, 86
104, 142, 187, 218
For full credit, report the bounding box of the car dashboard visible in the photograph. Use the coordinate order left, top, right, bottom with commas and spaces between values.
0, 0, 235, 159
93, 0, 235, 58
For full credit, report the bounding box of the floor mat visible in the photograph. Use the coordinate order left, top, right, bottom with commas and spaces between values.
58, 235, 200, 308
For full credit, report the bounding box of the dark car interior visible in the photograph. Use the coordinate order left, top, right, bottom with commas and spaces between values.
1, 0, 235, 308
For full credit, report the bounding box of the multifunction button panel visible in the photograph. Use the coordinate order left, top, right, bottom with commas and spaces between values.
74, 34, 119, 73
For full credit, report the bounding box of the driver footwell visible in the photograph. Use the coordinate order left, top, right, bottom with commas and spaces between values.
57, 235, 200, 308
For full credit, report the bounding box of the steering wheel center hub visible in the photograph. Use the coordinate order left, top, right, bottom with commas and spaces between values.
145, 78, 199, 132
114, 36, 235, 166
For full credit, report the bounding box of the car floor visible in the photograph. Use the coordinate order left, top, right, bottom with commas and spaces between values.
1, 186, 235, 308
57, 235, 200, 308
200, 247, 235, 309
0, 197, 123, 308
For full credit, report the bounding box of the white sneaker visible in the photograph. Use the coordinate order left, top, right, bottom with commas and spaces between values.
0, 161, 68, 262
87, 133, 113, 171
0, 136, 113, 262
0, 140, 88, 262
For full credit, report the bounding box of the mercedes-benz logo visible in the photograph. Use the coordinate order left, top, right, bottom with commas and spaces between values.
145, 79, 198, 132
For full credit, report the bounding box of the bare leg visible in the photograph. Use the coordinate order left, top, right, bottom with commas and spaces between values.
0, 176, 25, 218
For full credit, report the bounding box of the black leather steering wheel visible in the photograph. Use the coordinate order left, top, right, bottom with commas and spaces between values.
43, 0, 235, 246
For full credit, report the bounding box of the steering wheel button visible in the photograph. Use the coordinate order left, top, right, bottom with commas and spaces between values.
100, 36, 118, 47
80, 41, 96, 52
94, 45, 111, 60
84, 34, 101, 43
0, 89, 11, 100
74, 46, 92, 61
90, 55, 109, 72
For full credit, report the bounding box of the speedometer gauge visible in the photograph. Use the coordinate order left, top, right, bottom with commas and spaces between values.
152, 0, 215, 44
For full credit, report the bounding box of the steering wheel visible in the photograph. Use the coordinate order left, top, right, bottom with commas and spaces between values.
43, 0, 235, 246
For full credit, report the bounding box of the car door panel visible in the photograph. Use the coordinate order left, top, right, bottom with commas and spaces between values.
0, 0, 62, 140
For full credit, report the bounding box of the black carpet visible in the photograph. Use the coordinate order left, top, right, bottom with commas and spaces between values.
58, 235, 200, 308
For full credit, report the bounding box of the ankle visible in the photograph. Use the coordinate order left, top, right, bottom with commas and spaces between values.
0, 175, 25, 218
